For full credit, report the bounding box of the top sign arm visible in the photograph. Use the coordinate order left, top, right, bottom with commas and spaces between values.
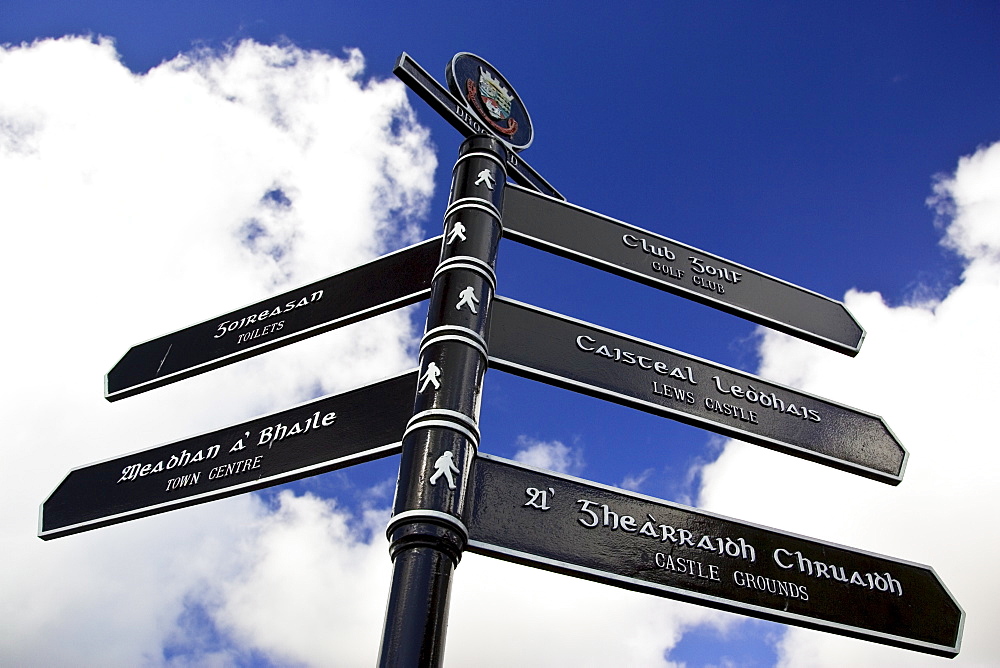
393, 52, 564, 201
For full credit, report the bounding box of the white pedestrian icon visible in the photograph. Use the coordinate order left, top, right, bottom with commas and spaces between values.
418, 361, 442, 392
429, 450, 460, 489
474, 168, 495, 190
455, 286, 479, 314
446, 221, 467, 245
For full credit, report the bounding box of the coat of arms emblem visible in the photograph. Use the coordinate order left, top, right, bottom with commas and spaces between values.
465, 67, 517, 137
447, 53, 533, 151
477, 68, 514, 123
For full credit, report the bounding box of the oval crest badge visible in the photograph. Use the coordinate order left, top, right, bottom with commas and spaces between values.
446, 53, 533, 151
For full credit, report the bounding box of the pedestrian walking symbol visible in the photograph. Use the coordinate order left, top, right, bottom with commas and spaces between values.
455, 286, 479, 314
419, 361, 442, 392
446, 221, 467, 245
429, 450, 460, 489
474, 169, 495, 190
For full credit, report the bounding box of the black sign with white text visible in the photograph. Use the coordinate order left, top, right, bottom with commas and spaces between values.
465, 454, 962, 658
488, 298, 905, 484
106, 238, 439, 400
502, 184, 865, 356
41, 371, 416, 539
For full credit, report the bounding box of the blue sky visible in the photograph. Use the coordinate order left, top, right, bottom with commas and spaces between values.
2, 2, 998, 666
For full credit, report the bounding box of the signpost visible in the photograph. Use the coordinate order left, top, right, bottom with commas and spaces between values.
41, 371, 416, 540
105, 236, 440, 401
464, 453, 963, 658
503, 183, 865, 355
488, 297, 906, 484
41, 49, 963, 665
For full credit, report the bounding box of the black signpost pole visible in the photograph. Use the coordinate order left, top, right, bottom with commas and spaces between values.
377, 135, 507, 666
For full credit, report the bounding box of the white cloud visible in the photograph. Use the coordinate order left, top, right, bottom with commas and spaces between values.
211, 492, 394, 666
697, 140, 1000, 665
0, 35, 434, 666
621, 466, 656, 491
448, 554, 737, 668
930, 141, 1000, 262
512, 435, 586, 475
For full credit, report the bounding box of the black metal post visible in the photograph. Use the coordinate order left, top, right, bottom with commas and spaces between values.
378, 136, 507, 666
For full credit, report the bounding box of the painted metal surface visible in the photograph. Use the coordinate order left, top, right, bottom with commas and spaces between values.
503, 184, 865, 355
105, 237, 439, 401
379, 135, 509, 667
465, 454, 963, 658
488, 297, 905, 484
41, 371, 416, 539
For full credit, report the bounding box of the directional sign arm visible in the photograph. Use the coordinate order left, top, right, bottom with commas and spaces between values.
393, 52, 564, 201
393, 53, 470, 138
488, 297, 905, 484
465, 454, 962, 658
502, 184, 865, 356
42, 371, 417, 539
106, 237, 440, 401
